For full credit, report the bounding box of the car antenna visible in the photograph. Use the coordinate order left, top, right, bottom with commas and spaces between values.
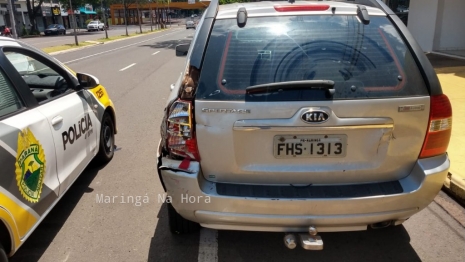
288, 0, 295, 3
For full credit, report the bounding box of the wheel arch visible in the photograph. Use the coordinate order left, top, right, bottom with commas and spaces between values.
104, 106, 117, 135
0, 218, 13, 257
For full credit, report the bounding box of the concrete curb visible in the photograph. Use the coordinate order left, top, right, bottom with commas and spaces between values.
47, 29, 169, 56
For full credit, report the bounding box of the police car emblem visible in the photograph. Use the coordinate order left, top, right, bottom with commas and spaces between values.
15, 128, 46, 203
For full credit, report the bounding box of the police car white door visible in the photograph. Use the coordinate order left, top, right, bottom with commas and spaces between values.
0, 53, 61, 243
3, 48, 99, 196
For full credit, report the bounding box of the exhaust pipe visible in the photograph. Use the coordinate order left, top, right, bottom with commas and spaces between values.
370, 220, 392, 229
284, 234, 297, 249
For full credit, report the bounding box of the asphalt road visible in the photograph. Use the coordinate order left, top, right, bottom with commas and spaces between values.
9, 28, 465, 262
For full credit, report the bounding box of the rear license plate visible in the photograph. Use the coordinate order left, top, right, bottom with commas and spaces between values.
273, 135, 347, 158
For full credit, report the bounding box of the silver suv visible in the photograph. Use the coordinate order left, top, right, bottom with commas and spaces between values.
158, 0, 452, 249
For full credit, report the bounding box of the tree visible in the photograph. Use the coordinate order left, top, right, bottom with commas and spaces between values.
25, 0, 44, 34
135, 0, 150, 33
114, 0, 137, 35
156, 0, 170, 28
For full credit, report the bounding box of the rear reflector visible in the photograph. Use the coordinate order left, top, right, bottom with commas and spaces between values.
419, 95, 452, 158
274, 5, 330, 12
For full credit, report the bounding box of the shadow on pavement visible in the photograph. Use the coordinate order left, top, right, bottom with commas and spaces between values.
141, 39, 192, 50
428, 53, 465, 79
147, 203, 199, 262
218, 226, 420, 262
427, 53, 465, 68
9, 161, 106, 262
147, 204, 420, 262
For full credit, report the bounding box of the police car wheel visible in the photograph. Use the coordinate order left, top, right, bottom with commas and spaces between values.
0, 243, 7, 262
167, 203, 199, 235
96, 113, 115, 163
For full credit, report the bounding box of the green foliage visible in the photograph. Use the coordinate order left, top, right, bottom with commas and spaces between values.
219, 0, 251, 4
22, 26, 28, 36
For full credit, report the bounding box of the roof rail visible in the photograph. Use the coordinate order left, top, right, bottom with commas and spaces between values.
318, 0, 394, 15
353, 0, 394, 15
204, 0, 220, 19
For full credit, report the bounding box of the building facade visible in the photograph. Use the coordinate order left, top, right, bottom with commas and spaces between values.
0, 1, 96, 35
408, 0, 465, 57
0, 0, 30, 32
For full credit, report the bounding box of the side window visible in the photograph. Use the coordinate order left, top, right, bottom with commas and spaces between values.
5, 52, 71, 103
0, 68, 24, 117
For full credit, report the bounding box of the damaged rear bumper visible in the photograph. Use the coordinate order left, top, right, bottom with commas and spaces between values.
156, 153, 449, 232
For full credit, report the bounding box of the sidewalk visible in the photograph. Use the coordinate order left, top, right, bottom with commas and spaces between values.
428, 54, 465, 203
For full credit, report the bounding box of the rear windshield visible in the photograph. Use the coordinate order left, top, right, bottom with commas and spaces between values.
197, 16, 428, 101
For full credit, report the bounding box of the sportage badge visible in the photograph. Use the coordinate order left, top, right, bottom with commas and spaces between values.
301, 110, 329, 124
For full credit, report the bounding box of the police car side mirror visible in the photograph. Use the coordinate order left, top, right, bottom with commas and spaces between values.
77, 73, 99, 89
175, 43, 190, 56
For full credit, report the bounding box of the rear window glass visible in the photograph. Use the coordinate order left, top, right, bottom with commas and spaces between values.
197, 16, 428, 101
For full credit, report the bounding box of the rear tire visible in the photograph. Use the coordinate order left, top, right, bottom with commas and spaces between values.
0, 243, 8, 262
167, 203, 199, 234
95, 113, 115, 163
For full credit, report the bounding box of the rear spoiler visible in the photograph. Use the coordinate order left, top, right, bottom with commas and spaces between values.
318, 0, 394, 14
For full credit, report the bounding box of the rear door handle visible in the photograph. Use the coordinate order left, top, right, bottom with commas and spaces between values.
51, 116, 63, 126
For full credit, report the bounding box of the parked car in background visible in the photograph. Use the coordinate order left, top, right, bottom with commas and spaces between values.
186, 20, 196, 29
44, 24, 66, 36
87, 21, 104, 32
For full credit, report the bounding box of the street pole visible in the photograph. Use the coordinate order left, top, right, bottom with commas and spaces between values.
69, 0, 78, 45
7, 0, 17, 38
101, 0, 108, 38
149, 0, 153, 32
123, 0, 128, 36
168, 0, 170, 28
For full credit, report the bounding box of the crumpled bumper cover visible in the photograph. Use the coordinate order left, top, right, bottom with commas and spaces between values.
157, 154, 449, 232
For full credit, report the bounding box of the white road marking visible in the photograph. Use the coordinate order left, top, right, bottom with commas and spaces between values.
61, 30, 181, 64
119, 63, 136, 71
198, 228, 218, 262
62, 252, 70, 262
167, 44, 173, 48
152, 51, 160, 55
0, 139, 16, 156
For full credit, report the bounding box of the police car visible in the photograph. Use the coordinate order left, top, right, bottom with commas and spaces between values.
0, 37, 117, 260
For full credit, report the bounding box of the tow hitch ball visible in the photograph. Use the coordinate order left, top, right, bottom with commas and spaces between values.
284, 226, 323, 250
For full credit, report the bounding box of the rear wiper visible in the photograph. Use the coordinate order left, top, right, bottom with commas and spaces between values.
246, 80, 335, 96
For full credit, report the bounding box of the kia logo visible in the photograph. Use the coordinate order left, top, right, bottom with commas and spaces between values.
301, 111, 329, 123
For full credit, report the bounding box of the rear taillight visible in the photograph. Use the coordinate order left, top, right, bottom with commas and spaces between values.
419, 94, 452, 158
274, 5, 330, 12
166, 100, 200, 161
